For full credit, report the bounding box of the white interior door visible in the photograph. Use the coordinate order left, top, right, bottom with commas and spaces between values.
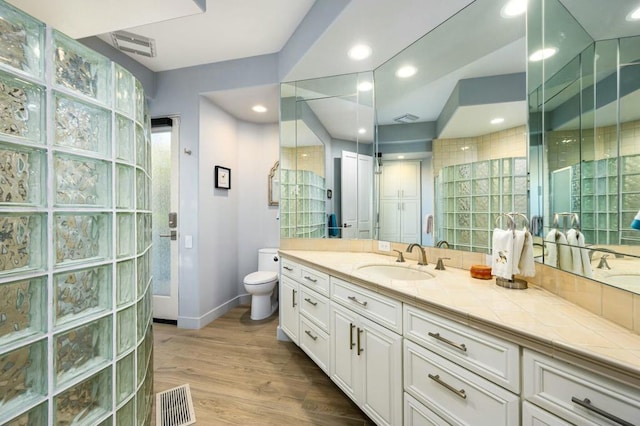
151, 117, 180, 321
341, 150, 373, 239
341, 151, 358, 238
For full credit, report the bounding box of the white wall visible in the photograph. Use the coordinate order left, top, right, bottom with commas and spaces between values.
236, 122, 280, 293
197, 97, 240, 326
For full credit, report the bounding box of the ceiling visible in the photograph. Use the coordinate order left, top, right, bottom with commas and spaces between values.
7, 0, 640, 137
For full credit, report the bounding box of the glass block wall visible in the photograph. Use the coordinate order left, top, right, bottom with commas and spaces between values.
0, 2, 153, 425
435, 157, 528, 253
280, 169, 326, 238
575, 154, 640, 245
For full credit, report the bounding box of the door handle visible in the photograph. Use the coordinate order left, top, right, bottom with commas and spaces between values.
159, 230, 177, 240
343, 223, 352, 228
349, 323, 356, 349
357, 327, 364, 355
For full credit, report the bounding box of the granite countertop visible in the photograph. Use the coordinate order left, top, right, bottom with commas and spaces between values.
279, 249, 640, 388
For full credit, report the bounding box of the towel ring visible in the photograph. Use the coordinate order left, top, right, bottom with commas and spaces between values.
495, 213, 516, 230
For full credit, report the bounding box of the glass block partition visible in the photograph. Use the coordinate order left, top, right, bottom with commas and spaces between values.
578, 154, 640, 245
280, 169, 326, 238
0, 2, 153, 425
435, 157, 528, 253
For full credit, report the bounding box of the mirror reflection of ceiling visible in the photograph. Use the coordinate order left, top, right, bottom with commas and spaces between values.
374, 0, 527, 140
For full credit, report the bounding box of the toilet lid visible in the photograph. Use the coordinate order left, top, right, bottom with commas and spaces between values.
244, 271, 278, 285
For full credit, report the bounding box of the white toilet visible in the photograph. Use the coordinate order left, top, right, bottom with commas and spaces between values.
243, 248, 279, 320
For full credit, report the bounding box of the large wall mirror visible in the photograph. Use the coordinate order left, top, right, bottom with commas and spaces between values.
529, 0, 640, 293
279, 72, 375, 239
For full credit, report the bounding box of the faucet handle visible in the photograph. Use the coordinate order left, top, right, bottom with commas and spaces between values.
435, 257, 450, 270
393, 249, 405, 263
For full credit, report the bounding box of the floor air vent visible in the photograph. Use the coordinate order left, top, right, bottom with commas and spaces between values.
156, 384, 196, 426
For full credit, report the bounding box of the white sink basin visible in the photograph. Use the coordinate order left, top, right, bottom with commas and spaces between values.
357, 264, 435, 281
605, 274, 640, 287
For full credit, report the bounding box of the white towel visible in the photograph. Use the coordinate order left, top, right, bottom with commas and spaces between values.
577, 231, 593, 279
424, 214, 433, 234
518, 231, 536, 277
566, 229, 583, 275
511, 229, 526, 275
557, 231, 573, 272
491, 228, 515, 280
544, 230, 558, 267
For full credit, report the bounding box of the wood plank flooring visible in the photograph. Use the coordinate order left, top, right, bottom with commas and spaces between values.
153, 305, 374, 425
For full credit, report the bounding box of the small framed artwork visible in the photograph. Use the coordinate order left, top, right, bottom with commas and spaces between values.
215, 166, 231, 189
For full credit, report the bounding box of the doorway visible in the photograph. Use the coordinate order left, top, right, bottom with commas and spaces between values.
151, 117, 180, 321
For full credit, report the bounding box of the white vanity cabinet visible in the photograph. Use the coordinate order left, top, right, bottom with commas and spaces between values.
330, 283, 403, 426
403, 305, 520, 425
523, 349, 640, 426
280, 276, 299, 344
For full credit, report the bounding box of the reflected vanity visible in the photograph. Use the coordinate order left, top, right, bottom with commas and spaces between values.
280, 0, 640, 296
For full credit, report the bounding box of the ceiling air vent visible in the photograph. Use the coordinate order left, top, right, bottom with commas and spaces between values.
393, 113, 419, 124
111, 30, 156, 57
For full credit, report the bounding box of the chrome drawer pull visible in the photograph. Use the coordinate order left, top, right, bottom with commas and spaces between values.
283, 266, 293, 271
304, 297, 317, 306
428, 374, 467, 399
347, 296, 368, 307
304, 275, 318, 283
304, 330, 318, 341
571, 397, 634, 426
428, 332, 467, 352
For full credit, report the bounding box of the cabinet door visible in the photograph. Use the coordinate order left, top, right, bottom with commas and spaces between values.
280, 277, 299, 344
379, 199, 401, 242
522, 402, 572, 426
381, 162, 404, 199
400, 161, 421, 199
400, 198, 422, 243
360, 315, 403, 426
330, 302, 360, 402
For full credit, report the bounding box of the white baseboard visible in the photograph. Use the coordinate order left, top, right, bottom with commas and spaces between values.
177, 294, 250, 329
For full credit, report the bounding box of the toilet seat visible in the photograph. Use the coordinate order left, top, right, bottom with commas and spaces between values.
244, 271, 278, 285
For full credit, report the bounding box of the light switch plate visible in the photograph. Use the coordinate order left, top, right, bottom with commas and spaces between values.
185, 235, 193, 249
378, 240, 391, 251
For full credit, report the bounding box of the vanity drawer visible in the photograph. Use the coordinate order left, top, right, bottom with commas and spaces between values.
299, 314, 329, 373
404, 305, 519, 393
523, 349, 640, 426
404, 340, 519, 426
404, 393, 449, 426
281, 258, 301, 279
522, 401, 572, 426
299, 286, 330, 332
300, 265, 329, 296
331, 277, 403, 334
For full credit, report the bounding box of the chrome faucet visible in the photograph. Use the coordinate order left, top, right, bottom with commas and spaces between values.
406, 243, 428, 266
589, 247, 624, 262
436, 240, 450, 249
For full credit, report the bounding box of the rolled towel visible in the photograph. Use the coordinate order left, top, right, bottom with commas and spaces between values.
557, 231, 573, 272
566, 229, 583, 275
577, 231, 593, 279
544, 229, 558, 267
512, 229, 526, 276
632, 210, 640, 230
491, 228, 515, 280
518, 231, 536, 277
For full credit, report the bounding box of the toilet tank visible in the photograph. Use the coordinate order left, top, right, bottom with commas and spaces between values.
257, 248, 279, 273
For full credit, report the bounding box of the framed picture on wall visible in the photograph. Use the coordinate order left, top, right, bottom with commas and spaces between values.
215, 166, 231, 189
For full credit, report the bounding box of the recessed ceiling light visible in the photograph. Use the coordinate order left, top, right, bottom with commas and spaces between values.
358, 81, 373, 92
252, 105, 267, 113
627, 6, 640, 21
529, 47, 557, 61
398, 155, 405, 159
491, 117, 505, 124
358, 128, 366, 134
461, 146, 470, 151
348, 44, 372, 60
501, 0, 527, 18
396, 65, 417, 78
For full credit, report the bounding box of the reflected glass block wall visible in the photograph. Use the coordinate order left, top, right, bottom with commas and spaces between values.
0, 1, 153, 424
